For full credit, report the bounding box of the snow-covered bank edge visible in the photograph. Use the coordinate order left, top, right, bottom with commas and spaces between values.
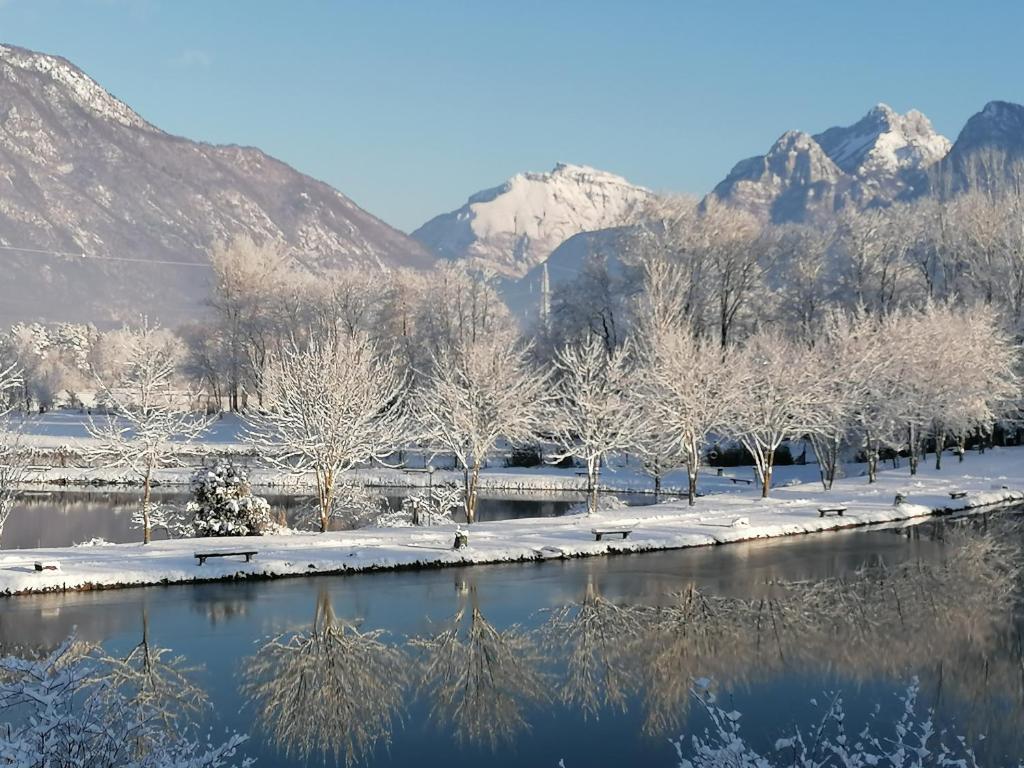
2, 480, 1021, 598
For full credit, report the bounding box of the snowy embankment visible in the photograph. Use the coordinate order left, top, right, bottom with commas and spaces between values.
2, 448, 1022, 597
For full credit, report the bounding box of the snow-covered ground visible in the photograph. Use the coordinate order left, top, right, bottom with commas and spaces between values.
1, 446, 1021, 596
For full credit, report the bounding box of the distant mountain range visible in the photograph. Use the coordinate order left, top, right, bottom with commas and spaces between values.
0, 43, 433, 325
419, 100, 1024, 286
2, 42, 1024, 325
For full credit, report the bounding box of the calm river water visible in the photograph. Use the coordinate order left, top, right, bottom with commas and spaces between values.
1, 512, 1021, 767
1, 488, 658, 549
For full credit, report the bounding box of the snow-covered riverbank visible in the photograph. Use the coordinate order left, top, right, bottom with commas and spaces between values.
2, 447, 1021, 596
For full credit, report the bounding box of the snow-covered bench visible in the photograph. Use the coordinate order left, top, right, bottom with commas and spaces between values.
592, 529, 632, 541
818, 506, 847, 518
949, 490, 968, 500
194, 550, 257, 566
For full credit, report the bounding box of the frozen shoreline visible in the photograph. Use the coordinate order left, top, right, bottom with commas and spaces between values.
2, 447, 1021, 597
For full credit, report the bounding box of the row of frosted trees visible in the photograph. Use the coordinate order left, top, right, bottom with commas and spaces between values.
247, 257, 1020, 529
0, 262, 1016, 544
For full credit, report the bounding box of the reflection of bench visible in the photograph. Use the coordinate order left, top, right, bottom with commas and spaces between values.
949, 490, 968, 500
818, 506, 847, 518
194, 551, 257, 566
592, 529, 631, 541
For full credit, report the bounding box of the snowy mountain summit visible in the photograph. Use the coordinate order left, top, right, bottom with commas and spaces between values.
412, 163, 652, 277
711, 104, 950, 222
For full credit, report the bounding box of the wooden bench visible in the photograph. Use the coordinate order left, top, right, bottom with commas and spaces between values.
194, 550, 257, 566
818, 506, 847, 518
592, 529, 632, 541
726, 477, 753, 485
949, 490, 968, 500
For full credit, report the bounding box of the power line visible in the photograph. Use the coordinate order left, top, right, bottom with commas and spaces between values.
0, 243, 212, 268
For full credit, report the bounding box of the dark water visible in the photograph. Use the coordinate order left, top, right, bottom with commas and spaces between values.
1, 488, 656, 549
2, 513, 1021, 767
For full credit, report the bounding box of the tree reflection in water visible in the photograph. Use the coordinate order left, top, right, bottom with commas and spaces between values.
233, 521, 1024, 763
93, 605, 208, 730
242, 587, 408, 766
410, 577, 549, 749
542, 574, 647, 720
632, 525, 1024, 739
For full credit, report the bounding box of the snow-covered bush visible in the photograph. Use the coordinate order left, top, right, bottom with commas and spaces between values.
187, 461, 276, 537
0, 638, 250, 767
675, 678, 992, 768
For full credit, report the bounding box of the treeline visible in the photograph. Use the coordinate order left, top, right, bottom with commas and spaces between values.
0, 187, 1021, 531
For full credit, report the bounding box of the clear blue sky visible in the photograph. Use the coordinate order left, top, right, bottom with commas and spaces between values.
1, 0, 1021, 232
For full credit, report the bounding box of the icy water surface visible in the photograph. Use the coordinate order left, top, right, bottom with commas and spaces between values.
1, 513, 1022, 767
1, 488, 656, 548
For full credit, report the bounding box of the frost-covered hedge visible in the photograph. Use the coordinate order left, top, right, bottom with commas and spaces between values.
187, 461, 276, 537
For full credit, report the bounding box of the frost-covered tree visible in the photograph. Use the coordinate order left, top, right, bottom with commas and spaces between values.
548, 250, 640, 354
804, 313, 867, 489
247, 333, 407, 533
0, 364, 27, 544
549, 334, 645, 514
414, 332, 547, 524
908, 302, 1021, 468
834, 204, 921, 315
639, 319, 737, 505
87, 324, 210, 544
956, 304, 1022, 445
830, 310, 908, 483
207, 235, 288, 410
699, 198, 770, 348
769, 222, 835, 340
727, 330, 826, 497
624, 197, 711, 338
626, 196, 770, 346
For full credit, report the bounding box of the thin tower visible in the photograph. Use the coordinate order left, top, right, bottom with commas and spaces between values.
540, 262, 551, 328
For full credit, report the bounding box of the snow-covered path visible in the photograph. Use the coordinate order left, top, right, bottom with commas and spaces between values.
2, 447, 1021, 596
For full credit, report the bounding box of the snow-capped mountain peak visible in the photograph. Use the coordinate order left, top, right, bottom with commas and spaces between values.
813, 103, 950, 178
0, 44, 153, 131
412, 162, 652, 277
711, 104, 950, 222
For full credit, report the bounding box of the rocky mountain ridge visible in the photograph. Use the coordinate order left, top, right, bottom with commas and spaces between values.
0, 43, 434, 325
